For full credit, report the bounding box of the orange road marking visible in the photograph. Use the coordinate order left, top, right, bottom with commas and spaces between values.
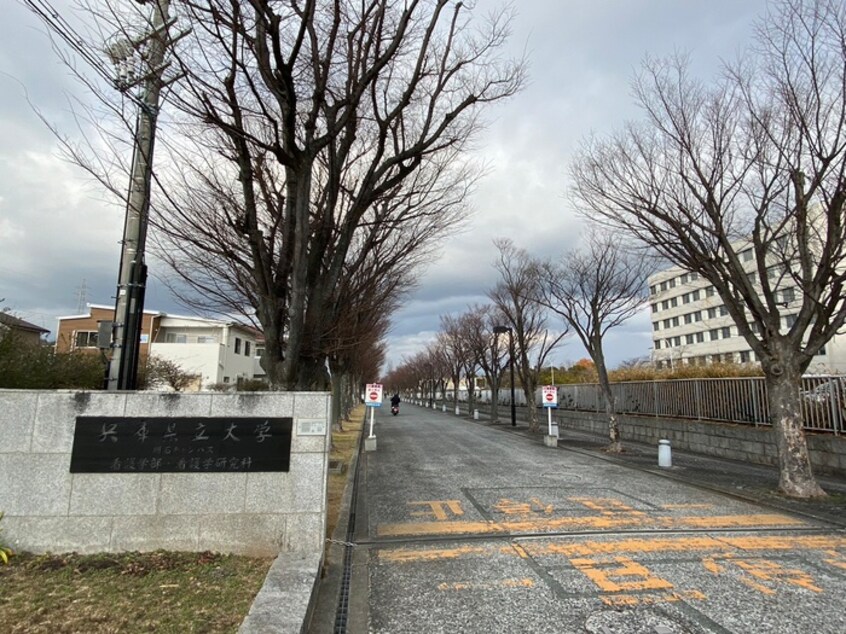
437, 578, 535, 591
407, 500, 465, 521
661, 504, 714, 510
704, 554, 823, 595
376, 512, 804, 538
570, 497, 647, 516
601, 590, 706, 607
570, 556, 674, 593
377, 535, 846, 564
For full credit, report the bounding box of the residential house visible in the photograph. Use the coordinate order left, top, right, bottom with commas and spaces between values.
0, 312, 49, 346
55, 304, 263, 389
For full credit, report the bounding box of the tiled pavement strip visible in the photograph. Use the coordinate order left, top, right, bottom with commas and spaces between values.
308, 403, 846, 634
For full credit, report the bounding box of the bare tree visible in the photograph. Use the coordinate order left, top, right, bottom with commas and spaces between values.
156, 0, 524, 389
536, 229, 653, 452
30, 0, 525, 391
570, 0, 846, 497
489, 239, 566, 432
463, 304, 509, 421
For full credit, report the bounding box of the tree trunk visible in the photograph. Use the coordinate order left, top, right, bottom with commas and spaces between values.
596, 349, 621, 452
490, 376, 500, 422
523, 382, 539, 433
765, 364, 826, 498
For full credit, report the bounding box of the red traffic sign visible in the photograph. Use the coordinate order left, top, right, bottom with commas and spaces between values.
542, 385, 558, 408
369, 391, 378, 400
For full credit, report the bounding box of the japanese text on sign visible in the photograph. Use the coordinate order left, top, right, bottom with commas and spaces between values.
70, 417, 293, 473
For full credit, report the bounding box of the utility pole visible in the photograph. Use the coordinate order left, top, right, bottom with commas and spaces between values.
106, 0, 173, 390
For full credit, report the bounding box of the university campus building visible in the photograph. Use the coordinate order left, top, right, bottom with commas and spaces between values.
648, 249, 846, 373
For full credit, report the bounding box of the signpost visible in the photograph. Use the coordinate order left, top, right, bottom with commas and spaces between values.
542, 385, 558, 438
365, 383, 383, 439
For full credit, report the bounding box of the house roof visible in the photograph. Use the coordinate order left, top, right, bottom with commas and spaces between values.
0, 312, 50, 334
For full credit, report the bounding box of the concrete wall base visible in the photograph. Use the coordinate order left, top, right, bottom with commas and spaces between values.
544, 435, 558, 448
365, 437, 377, 452
556, 410, 846, 475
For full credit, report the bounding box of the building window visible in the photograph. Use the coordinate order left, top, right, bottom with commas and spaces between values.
74, 331, 98, 348
686, 334, 695, 345
665, 338, 673, 348
669, 278, 677, 288
749, 322, 760, 334
684, 313, 693, 325
696, 332, 705, 343
165, 333, 188, 344
740, 350, 751, 363
784, 314, 797, 329
690, 272, 699, 281
709, 329, 720, 341
223, 376, 230, 383
650, 285, 657, 296
663, 318, 671, 329
660, 281, 668, 291
235, 337, 242, 354
671, 317, 679, 327
692, 290, 700, 301
680, 274, 689, 284
721, 326, 731, 338
653, 322, 660, 331
741, 248, 754, 262
816, 346, 826, 356
670, 297, 678, 308
706, 286, 716, 297
781, 287, 795, 304
652, 303, 659, 313
694, 311, 703, 322
245, 341, 251, 356
707, 307, 717, 319
655, 340, 662, 350
197, 335, 217, 344
720, 306, 729, 316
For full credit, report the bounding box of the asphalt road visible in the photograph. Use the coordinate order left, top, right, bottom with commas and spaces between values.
342, 403, 846, 634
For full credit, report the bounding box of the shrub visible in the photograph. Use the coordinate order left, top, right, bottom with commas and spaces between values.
236, 378, 270, 392
0, 512, 13, 565
137, 356, 201, 391
0, 329, 106, 389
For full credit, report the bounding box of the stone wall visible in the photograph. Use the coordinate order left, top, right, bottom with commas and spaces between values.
555, 410, 846, 475
0, 390, 330, 556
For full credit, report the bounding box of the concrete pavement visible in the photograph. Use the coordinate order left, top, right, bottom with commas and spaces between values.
312, 402, 846, 634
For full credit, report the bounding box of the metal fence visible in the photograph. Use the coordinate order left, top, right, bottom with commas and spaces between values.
555, 376, 844, 435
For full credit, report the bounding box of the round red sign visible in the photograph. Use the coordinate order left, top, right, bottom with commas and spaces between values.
369, 391, 378, 401
545, 393, 554, 401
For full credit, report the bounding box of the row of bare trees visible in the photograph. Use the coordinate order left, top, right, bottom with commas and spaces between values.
383, 233, 650, 437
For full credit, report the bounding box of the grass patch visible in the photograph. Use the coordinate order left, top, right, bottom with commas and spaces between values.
326, 406, 364, 539
0, 550, 271, 633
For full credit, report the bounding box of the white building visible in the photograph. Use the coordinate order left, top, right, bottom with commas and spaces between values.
648, 256, 846, 373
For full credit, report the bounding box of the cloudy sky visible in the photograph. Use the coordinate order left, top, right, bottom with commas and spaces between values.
1, 0, 769, 371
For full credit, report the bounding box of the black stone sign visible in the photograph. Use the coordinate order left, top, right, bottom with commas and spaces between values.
70, 417, 292, 473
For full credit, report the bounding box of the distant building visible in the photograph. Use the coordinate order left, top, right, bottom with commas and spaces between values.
648, 253, 844, 372
0, 312, 49, 346
55, 304, 263, 388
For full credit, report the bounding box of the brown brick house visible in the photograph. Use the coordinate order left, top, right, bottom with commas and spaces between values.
0, 312, 50, 346
55, 304, 162, 357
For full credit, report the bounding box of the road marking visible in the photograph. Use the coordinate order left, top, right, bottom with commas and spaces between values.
570, 497, 648, 517
377, 534, 846, 564
601, 590, 707, 608
703, 554, 824, 595
437, 578, 535, 591
376, 512, 805, 537
570, 555, 674, 593
407, 500, 465, 521
494, 497, 554, 515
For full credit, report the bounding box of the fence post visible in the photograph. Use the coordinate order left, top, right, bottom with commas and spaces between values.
830, 378, 841, 436
653, 380, 658, 418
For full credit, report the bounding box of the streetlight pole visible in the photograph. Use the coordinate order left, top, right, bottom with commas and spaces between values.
494, 325, 517, 427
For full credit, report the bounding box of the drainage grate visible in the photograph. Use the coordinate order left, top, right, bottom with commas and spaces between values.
333, 424, 364, 634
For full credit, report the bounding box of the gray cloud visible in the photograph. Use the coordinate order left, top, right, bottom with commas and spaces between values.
2, 0, 768, 366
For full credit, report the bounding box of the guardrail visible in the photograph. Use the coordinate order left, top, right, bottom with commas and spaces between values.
555, 376, 844, 435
